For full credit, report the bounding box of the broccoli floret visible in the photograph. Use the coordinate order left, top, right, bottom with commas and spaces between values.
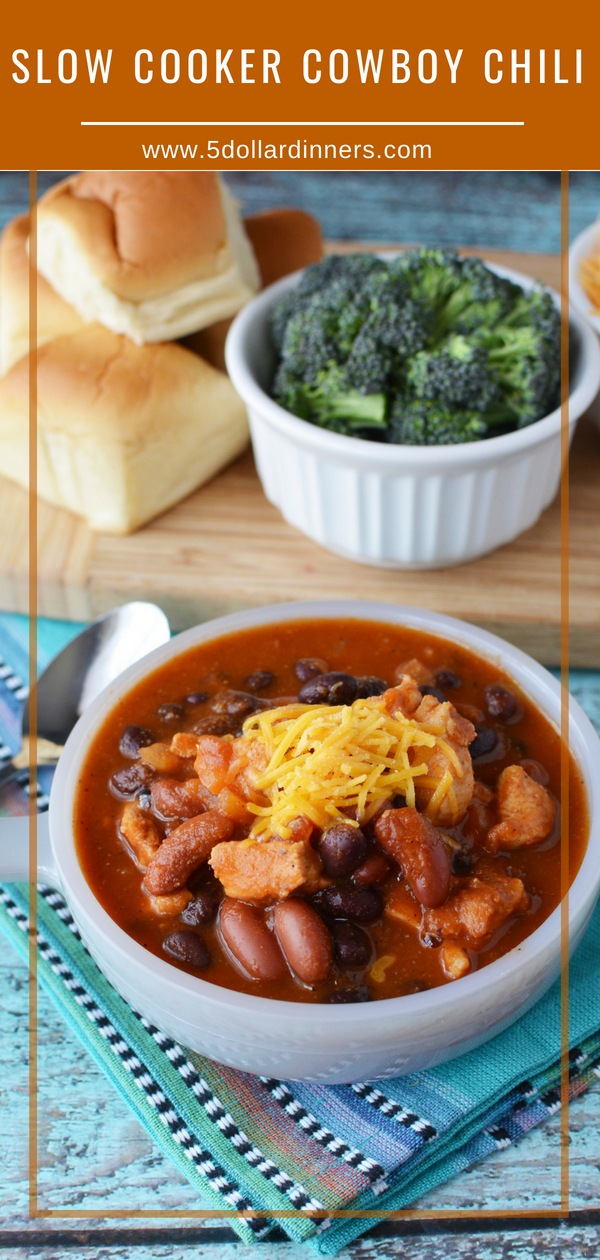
388, 397, 489, 446
434, 258, 522, 339
406, 333, 503, 413
479, 287, 561, 425
276, 363, 387, 435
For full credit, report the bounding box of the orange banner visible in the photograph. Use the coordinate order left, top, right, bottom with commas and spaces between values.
1, 0, 598, 169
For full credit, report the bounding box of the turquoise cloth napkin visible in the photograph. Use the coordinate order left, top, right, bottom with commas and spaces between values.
1, 613, 599, 1252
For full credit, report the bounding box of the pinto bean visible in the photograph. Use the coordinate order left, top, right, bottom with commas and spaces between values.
375, 807, 451, 909
218, 899, 286, 981
144, 809, 234, 895
151, 778, 215, 819
244, 671, 275, 693
294, 657, 328, 682
272, 899, 333, 985
484, 684, 517, 721
211, 690, 268, 718
119, 725, 153, 758
110, 762, 155, 798
157, 703, 185, 724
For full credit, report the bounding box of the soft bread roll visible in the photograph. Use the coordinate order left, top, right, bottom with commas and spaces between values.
0, 327, 249, 533
35, 172, 261, 343
183, 208, 323, 371
0, 215, 86, 374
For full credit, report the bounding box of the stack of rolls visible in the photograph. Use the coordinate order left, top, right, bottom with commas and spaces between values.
0, 172, 322, 533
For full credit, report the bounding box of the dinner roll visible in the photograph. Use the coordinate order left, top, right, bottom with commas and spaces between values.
0, 215, 86, 374
35, 172, 261, 343
0, 327, 249, 533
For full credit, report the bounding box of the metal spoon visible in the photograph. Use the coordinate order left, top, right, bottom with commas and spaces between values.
0, 602, 171, 791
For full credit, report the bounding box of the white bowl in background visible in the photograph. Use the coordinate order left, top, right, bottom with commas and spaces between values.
226, 263, 600, 569
1, 600, 598, 1083
569, 222, 600, 337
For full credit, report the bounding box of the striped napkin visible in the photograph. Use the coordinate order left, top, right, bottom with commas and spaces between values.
1, 612, 599, 1253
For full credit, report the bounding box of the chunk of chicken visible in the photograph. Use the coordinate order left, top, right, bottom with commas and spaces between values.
151, 777, 215, 819
487, 764, 556, 851
194, 733, 268, 803
119, 802, 161, 868
209, 838, 320, 901
412, 697, 476, 827
144, 809, 234, 895
424, 869, 530, 950
394, 658, 435, 688
441, 942, 471, 979
146, 889, 193, 916
373, 676, 423, 719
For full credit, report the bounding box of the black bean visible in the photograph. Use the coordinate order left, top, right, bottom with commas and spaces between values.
354, 675, 388, 699
211, 690, 268, 718
181, 888, 221, 926
326, 988, 372, 1004
435, 669, 462, 690
157, 703, 185, 724
484, 684, 517, 721
110, 763, 155, 798
186, 691, 209, 705
451, 851, 475, 876
422, 932, 442, 949
294, 657, 328, 682
243, 670, 275, 693
319, 825, 368, 878
162, 930, 210, 969
119, 725, 153, 758
298, 672, 358, 706
420, 685, 446, 704
322, 885, 383, 922
470, 724, 499, 760
191, 714, 240, 737
332, 921, 371, 969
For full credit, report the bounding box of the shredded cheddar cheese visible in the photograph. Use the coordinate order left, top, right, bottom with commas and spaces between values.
240, 697, 460, 841
578, 231, 600, 314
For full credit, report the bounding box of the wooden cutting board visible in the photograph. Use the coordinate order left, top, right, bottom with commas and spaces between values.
1, 245, 599, 667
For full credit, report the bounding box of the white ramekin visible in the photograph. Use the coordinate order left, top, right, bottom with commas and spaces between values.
1, 601, 599, 1083
225, 264, 600, 569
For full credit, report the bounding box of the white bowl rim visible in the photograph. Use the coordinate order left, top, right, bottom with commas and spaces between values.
225, 259, 600, 466
569, 222, 600, 334
50, 599, 600, 1027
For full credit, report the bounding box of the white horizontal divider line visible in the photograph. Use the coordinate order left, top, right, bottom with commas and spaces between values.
80, 120, 525, 127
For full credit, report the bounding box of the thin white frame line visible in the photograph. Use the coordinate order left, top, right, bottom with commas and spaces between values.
80, 120, 525, 128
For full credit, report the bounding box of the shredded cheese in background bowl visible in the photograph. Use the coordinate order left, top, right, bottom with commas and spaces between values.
578, 230, 600, 314
240, 697, 457, 841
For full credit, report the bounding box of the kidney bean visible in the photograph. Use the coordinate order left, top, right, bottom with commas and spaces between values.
186, 691, 209, 705
219, 899, 286, 981
272, 899, 333, 985
181, 886, 221, 926
110, 762, 155, 798
484, 684, 517, 721
322, 885, 383, 922
294, 657, 328, 682
352, 851, 393, 885
375, 807, 451, 909
470, 725, 498, 760
319, 825, 368, 878
151, 778, 215, 819
244, 670, 275, 693
144, 809, 235, 895
326, 988, 372, 1004
419, 685, 446, 704
192, 714, 239, 737
211, 690, 268, 718
354, 676, 388, 699
434, 669, 461, 690
332, 921, 371, 969
162, 930, 210, 970
298, 672, 358, 706
119, 725, 153, 758
157, 703, 185, 724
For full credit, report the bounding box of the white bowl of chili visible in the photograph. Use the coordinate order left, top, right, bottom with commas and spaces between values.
1, 600, 599, 1083
225, 263, 600, 569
